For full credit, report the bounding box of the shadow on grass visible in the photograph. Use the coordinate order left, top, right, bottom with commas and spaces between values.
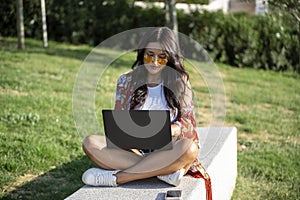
0, 37, 92, 62
2, 156, 97, 200
1, 37, 136, 69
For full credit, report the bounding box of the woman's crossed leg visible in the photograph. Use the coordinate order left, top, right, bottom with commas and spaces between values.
82, 135, 199, 186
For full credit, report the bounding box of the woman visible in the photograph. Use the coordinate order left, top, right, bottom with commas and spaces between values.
82, 27, 211, 198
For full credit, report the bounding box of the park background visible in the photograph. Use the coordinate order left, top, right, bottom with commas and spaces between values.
0, 0, 299, 199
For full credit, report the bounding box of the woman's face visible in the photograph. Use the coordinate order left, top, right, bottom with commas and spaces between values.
143, 42, 168, 78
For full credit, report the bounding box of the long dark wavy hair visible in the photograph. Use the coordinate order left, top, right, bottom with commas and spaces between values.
130, 27, 190, 120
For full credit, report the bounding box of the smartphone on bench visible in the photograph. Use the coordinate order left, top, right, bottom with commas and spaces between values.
165, 190, 182, 200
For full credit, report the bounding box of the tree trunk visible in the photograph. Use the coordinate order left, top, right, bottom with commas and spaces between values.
41, 0, 48, 47
17, 0, 25, 50
165, 0, 178, 34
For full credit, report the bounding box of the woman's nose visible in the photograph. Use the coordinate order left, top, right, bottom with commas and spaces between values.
153, 57, 159, 65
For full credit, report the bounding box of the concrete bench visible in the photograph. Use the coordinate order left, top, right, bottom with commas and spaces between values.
65, 127, 237, 200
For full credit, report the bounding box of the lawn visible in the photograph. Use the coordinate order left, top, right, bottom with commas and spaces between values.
0, 38, 299, 199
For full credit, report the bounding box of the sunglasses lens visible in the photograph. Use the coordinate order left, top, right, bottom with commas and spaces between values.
144, 55, 168, 65
157, 59, 168, 65
144, 55, 154, 64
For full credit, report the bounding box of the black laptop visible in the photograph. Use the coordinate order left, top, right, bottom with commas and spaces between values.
102, 110, 173, 150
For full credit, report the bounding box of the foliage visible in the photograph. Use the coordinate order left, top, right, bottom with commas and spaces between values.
0, 0, 165, 45
265, 0, 300, 23
178, 10, 300, 73
0, 1, 17, 37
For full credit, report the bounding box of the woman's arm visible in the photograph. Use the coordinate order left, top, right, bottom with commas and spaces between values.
176, 80, 198, 141
114, 73, 132, 110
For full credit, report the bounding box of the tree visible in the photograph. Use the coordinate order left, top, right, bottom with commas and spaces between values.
143, 0, 208, 33
17, 0, 25, 50
41, 0, 48, 47
165, 0, 178, 33
265, 0, 299, 22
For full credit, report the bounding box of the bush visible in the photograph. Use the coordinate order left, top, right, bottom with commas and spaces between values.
178, 10, 300, 73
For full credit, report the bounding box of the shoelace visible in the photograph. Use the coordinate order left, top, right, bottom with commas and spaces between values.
95, 172, 103, 185
96, 171, 118, 186
95, 172, 111, 186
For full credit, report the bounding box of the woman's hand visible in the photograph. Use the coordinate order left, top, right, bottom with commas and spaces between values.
171, 123, 181, 137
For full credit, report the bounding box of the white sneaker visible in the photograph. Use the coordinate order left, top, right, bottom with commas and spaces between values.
157, 168, 185, 186
82, 168, 119, 187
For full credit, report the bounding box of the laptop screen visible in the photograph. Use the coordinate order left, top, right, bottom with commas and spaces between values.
102, 110, 173, 150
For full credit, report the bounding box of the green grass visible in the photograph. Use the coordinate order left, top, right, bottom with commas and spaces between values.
0, 37, 299, 199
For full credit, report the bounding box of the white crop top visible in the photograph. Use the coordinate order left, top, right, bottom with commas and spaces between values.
137, 83, 177, 122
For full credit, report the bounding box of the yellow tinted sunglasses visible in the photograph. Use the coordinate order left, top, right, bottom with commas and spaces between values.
143, 54, 168, 65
